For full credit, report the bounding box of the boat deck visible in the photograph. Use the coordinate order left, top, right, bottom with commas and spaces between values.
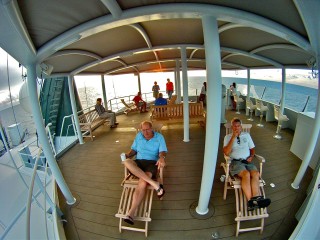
58, 109, 312, 239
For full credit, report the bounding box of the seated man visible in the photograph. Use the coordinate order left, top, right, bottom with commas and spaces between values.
223, 117, 271, 211
154, 93, 168, 106
122, 120, 167, 225
132, 92, 147, 112
95, 98, 118, 128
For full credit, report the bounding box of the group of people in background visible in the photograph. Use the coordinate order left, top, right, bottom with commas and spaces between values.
152, 78, 174, 106
152, 78, 174, 100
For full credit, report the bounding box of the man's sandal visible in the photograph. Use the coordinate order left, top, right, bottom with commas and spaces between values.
123, 215, 134, 225
156, 184, 165, 199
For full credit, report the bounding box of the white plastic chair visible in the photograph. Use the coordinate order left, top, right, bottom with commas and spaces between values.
246, 99, 256, 121
256, 99, 269, 127
273, 105, 289, 140
234, 95, 244, 114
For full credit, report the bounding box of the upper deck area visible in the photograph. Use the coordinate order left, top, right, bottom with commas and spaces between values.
58, 108, 313, 239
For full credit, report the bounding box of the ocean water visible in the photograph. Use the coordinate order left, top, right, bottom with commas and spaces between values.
77, 76, 318, 113
1, 74, 317, 143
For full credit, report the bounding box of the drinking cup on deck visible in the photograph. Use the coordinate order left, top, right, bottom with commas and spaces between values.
120, 153, 126, 161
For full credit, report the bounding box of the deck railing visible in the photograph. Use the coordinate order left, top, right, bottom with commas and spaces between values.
236, 84, 315, 112
0, 125, 62, 240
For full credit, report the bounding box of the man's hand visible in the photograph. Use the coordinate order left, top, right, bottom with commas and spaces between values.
246, 155, 254, 163
156, 157, 166, 170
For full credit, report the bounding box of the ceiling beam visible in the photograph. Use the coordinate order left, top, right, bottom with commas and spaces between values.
100, 0, 122, 18
36, 3, 313, 64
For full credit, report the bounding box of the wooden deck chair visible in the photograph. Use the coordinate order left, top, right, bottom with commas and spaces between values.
220, 123, 269, 236
167, 95, 177, 104
121, 98, 138, 115
115, 161, 164, 236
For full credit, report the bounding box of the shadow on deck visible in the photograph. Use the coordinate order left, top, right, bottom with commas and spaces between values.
58, 109, 312, 240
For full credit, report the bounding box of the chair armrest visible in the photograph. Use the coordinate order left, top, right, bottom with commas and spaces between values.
224, 154, 232, 164
254, 154, 265, 163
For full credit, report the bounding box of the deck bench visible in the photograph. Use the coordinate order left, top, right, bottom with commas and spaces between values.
150, 102, 206, 125
78, 109, 109, 141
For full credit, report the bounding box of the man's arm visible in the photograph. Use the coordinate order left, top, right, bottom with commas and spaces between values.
156, 151, 166, 170
126, 149, 137, 159
223, 133, 236, 156
246, 148, 255, 163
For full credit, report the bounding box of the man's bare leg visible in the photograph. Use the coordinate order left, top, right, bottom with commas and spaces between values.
127, 174, 150, 218
122, 159, 162, 192
238, 170, 252, 200
250, 170, 260, 197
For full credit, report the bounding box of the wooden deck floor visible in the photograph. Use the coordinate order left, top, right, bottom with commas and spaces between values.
58, 109, 313, 240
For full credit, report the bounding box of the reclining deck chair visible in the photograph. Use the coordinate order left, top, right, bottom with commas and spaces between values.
121, 98, 138, 115
220, 123, 269, 236
115, 125, 164, 236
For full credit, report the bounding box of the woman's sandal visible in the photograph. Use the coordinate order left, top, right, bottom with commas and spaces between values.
123, 215, 134, 225
156, 184, 165, 199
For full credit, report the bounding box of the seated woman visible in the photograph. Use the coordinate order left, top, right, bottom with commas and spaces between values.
132, 92, 147, 112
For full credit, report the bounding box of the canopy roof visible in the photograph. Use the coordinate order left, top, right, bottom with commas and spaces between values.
0, 0, 318, 77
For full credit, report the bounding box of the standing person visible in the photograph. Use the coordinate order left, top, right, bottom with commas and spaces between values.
198, 82, 207, 103
152, 81, 160, 99
95, 98, 118, 128
223, 118, 271, 211
154, 93, 167, 106
132, 92, 147, 112
122, 121, 167, 225
166, 78, 174, 100
230, 82, 237, 110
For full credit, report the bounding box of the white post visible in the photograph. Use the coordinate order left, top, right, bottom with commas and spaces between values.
292, 56, 320, 189
196, 16, 222, 215
101, 74, 108, 110
280, 67, 286, 112
180, 47, 189, 142
68, 76, 84, 145
246, 69, 251, 115
27, 64, 76, 205
176, 60, 182, 103
137, 73, 141, 93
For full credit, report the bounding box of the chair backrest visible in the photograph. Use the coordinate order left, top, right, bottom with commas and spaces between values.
168, 95, 177, 105
274, 105, 280, 121
256, 99, 262, 110
224, 123, 252, 135
234, 95, 243, 103
121, 98, 131, 108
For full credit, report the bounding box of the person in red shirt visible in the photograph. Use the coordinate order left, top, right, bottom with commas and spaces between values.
132, 92, 147, 112
166, 78, 174, 100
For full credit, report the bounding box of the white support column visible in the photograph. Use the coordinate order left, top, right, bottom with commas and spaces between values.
27, 64, 76, 205
280, 67, 286, 112
180, 47, 189, 142
292, 56, 320, 189
137, 73, 141, 93
68, 75, 84, 144
175, 60, 181, 103
174, 66, 178, 97
196, 16, 222, 215
101, 74, 108, 110
246, 69, 251, 115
